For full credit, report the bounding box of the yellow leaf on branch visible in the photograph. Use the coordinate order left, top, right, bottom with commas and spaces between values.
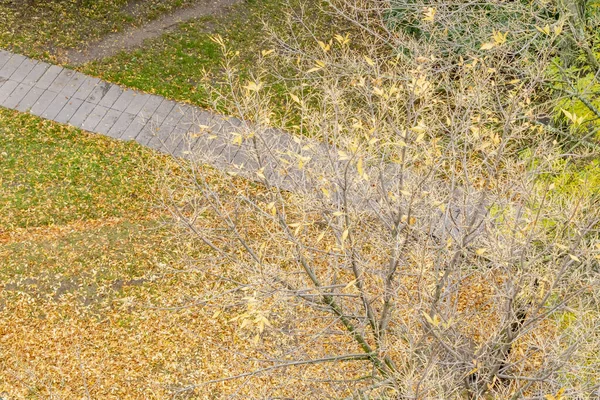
364, 55, 375, 67
244, 81, 263, 92
492, 31, 507, 45
536, 24, 551, 35
422, 7, 436, 22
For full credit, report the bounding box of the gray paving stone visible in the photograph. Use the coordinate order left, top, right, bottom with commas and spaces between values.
68, 101, 97, 128
146, 108, 184, 149
15, 86, 45, 112
97, 84, 122, 108
0, 79, 19, 105
35, 65, 63, 90
60, 71, 86, 97
110, 88, 136, 112
178, 105, 202, 127
137, 94, 163, 119
107, 111, 136, 138
96, 108, 122, 135
47, 68, 75, 93
227, 147, 256, 170
161, 102, 185, 128
146, 128, 183, 153
22, 62, 50, 86
150, 98, 176, 124
124, 92, 150, 115
160, 124, 191, 155
73, 77, 101, 100
167, 104, 192, 125
215, 116, 243, 136
261, 127, 300, 154
195, 110, 222, 131
136, 125, 157, 146
54, 98, 84, 124
193, 134, 231, 164
0, 54, 26, 79
29, 90, 58, 116
0, 49, 11, 69
81, 104, 109, 131
2, 82, 33, 109
85, 80, 111, 104
121, 115, 148, 141
9, 58, 37, 83
41, 93, 71, 120
173, 126, 202, 157
135, 122, 158, 146
141, 101, 180, 146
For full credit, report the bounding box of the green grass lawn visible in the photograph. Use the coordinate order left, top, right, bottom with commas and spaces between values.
0, 110, 165, 229
0, 0, 197, 59
81, 0, 288, 109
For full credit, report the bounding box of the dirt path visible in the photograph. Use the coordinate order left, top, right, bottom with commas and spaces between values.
64, 0, 241, 65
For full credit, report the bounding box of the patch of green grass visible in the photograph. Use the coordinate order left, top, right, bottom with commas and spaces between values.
82, 0, 286, 109
83, 20, 222, 108
0, 107, 225, 300
0, 108, 164, 230
0, 106, 190, 323
0, 0, 197, 59
82, 0, 334, 115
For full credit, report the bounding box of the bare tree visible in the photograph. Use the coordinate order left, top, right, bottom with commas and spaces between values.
158, 0, 600, 398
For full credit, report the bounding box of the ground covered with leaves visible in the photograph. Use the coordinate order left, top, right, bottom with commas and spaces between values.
0, 110, 207, 397
0, 109, 366, 398
0, 109, 187, 397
